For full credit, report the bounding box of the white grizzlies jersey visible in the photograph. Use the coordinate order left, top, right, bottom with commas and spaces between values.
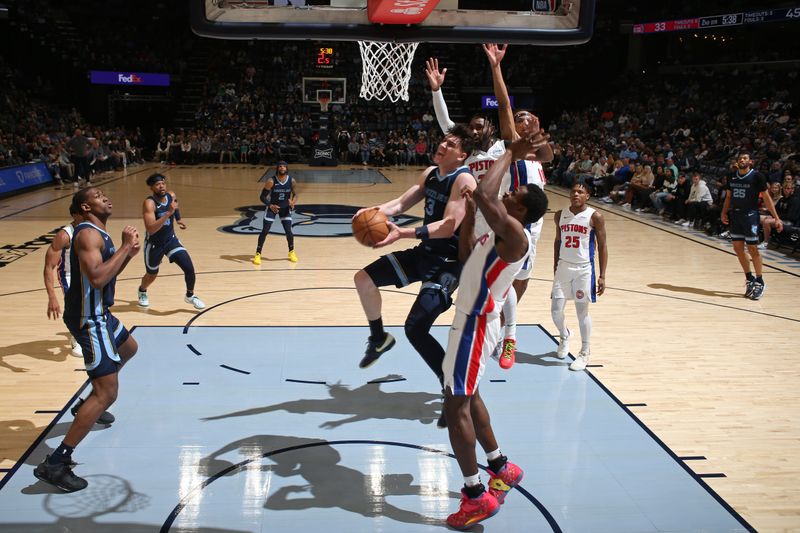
455, 229, 532, 318
558, 207, 596, 264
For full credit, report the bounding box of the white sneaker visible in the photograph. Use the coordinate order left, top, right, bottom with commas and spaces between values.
137, 290, 150, 307
569, 350, 590, 371
757, 242, 767, 250
621, 203, 631, 210
185, 294, 206, 309
681, 220, 691, 227
556, 329, 571, 359
70, 338, 83, 358
674, 219, 686, 225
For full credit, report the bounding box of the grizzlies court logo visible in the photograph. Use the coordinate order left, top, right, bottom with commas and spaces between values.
219, 204, 421, 237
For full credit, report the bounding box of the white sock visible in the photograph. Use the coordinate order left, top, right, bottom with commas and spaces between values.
503, 286, 517, 339
575, 301, 592, 352
551, 298, 567, 337
464, 473, 481, 487
486, 448, 501, 461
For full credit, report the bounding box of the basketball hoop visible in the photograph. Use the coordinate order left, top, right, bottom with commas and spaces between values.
316, 89, 332, 112
358, 41, 419, 103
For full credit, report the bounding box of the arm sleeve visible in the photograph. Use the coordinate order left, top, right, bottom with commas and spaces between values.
431, 89, 456, 134
259, 188, 269, 204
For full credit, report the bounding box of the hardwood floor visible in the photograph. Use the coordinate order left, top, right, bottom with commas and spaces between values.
1, 163, 798, 531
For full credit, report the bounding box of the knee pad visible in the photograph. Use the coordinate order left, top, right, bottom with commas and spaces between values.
420, 271, 458, 311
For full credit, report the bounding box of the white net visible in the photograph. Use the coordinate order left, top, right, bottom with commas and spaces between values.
358, 41, 419, 103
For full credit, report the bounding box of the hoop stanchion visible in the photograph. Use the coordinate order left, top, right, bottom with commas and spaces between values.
358, 41, 419, 102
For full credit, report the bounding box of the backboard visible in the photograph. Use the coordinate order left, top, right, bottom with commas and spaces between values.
191, 0, 595, 45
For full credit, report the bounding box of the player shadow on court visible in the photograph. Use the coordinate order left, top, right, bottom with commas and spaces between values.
647, 283, 742, 299
0, 333, 76, 373
220, 254, 289, 264
110, 299, 198, 315
199, 434, 457, 527
220, 254, 257, 264
11, 473, 247, 533
0, 420, 108, 467
513, 350, 571, 367
201, 376, 442, 428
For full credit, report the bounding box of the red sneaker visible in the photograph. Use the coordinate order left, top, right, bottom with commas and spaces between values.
446, 488, 499, 530
499, 338, 516, 370
487, 461, 524, 504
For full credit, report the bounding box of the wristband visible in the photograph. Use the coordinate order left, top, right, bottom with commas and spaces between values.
415, 226, 430, 240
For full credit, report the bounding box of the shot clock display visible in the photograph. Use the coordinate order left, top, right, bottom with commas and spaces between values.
315, 46, 334, 69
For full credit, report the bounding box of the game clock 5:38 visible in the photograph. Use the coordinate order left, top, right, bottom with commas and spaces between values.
315, 47, 334, 69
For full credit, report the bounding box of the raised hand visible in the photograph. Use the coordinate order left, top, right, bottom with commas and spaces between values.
482, 43, 508, 68
424, 58, 447, 91
121, 226, 140, 257
509, 130, 550, 161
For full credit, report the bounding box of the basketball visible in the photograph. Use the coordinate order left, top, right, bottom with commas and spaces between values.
352, 209, 390, 247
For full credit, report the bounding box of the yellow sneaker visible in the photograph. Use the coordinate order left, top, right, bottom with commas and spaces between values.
252, 253, 261, 265
288, 250, 298, 263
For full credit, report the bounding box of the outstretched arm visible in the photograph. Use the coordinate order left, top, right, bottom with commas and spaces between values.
484, 44, 515, 141
425, 58, 455, 133
473, 139, 536, 262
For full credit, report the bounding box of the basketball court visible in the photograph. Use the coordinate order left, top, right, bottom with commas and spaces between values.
1, 0, 799, 530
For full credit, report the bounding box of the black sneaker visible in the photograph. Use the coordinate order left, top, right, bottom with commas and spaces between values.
359, 333, 396, 369
750, 281, 765, 300
34, 456, 88, 492
71, 398, 115, 425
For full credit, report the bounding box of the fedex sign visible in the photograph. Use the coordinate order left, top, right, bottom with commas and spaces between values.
90, 70, 170, 87
482, 95, 515, 109
117, 73, 143, 83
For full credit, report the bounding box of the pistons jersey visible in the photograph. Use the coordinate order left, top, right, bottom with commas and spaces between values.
467, 139, 507, 184
455, 229, 531, 318
58, 224, 74, 290
558, 207, 596, 264
471, 140, 509, 238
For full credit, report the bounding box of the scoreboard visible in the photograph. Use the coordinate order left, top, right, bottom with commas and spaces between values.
632, 6, 800, 34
